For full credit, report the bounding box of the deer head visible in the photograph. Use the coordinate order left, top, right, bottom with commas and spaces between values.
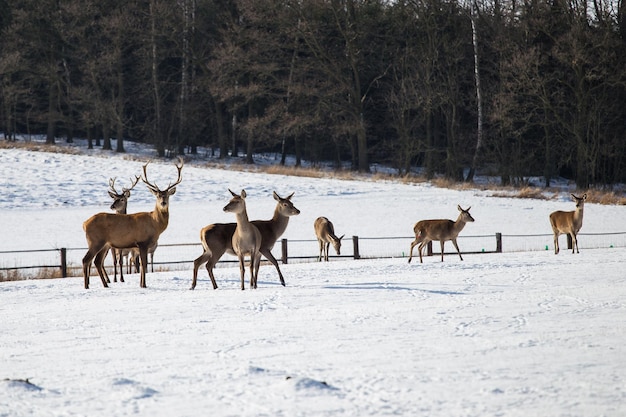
141, 156, 184, 211
108, 175, 141, 213
457, 205, 475, 223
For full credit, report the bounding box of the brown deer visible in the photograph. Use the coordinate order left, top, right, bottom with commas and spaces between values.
549, 193, 587, 254
107, 175, 140, 283
314, 217, 344, 262
408, 205, 475, 264
82, 157, 183, 289
191, 191, 300, 290
223, 189, 262, 290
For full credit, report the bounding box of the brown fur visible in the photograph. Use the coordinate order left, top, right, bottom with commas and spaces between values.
191, 192, 299, 290
314, 217, 344, 262
223, 189, 262, 290
549, 193, 587, 254
408, 205, 475, 264
82, 158, 182, 289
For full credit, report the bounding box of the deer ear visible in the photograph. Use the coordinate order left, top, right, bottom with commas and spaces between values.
228, 189, 237, 197
286, 192, 294, 200
273, 191, 280, 201
241, 189, 247, 199
339, 234, 345, 241
108, 191, 117, 199
582, 193, 587, 200
168, 187, 176, 196
458, 205, 462, 211
124, 190, 131, 198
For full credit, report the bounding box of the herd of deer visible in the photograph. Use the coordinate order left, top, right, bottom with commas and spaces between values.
81, 158, 588, 290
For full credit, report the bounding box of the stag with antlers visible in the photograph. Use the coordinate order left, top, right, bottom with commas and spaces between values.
107, 175, 140, 283
82, 157, 183, 289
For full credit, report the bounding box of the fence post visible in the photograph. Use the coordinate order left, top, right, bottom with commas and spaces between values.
281, 238, 288, 264
496, 233, 502, 253
427, 241, 433, 256
60, 248, 67, 278
352, 236, 360, 260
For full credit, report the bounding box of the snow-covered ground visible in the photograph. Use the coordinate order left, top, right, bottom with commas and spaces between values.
1, 144, 625, 416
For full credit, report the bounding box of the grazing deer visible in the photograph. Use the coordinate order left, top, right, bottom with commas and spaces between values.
408, 205, 475, 264
82, 157, 183, 289
191, 191, 300, 290
314, 217, 344, 262
223, 189, 262, 290
549, 193, 587, 254
107, 175, 140, 283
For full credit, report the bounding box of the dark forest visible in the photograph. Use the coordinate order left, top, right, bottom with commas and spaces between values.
1, 0, 625, 188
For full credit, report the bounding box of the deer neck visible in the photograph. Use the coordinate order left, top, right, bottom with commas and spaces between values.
151, 204, 170, 232
270, 207, 290, 236
573, 206, 584, 225
235, 210, 254, 231
453, 216, 468, 233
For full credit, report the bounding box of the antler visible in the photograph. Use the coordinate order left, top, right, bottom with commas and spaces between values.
109, 177, 119, 194
123, 175, 141, 193
141, 156, 184, 192
109, 175, 141, 195
167, 156, 184, 191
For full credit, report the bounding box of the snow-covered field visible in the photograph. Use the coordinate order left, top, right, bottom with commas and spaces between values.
1, 144, 625, 416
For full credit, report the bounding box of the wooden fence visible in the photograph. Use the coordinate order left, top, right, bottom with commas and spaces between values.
1, 231, 625, 279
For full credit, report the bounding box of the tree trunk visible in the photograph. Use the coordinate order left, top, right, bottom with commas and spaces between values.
150, 0, 164, 157
466, 3, 483, 182
102, 122, 112, 150
215, 100, 227, 159
116, 53, 125, 153
46, 82, 56, 144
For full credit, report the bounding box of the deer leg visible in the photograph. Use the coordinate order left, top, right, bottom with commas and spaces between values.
260, 248, 285, 286
325, 242, 331, 261
138, 247, 149, 288
417, 241, 428, 264
417, 240, 429, 263
150, 252, 154, 273
118, 251, 125, 283
571, 233, 578, 254
254, 254, 261, 289
112, 249, 119, 283
239, 255, 246, 290
408, 237, 421, 264
94, 248, 110, 288
451, 239, 463, 261
248, 255, 256, 289
554, 233, 560, 254
191, 251, 208, 290
317, 240, 323, 262
82, 250, 97, 289
439, 241, 446, 262
102, 248, 111, 284
207, 266, 218, 290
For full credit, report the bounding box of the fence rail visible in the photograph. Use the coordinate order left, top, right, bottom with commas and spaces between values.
1, 231, 625, 280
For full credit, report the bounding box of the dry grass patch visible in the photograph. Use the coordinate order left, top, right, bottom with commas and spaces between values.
264, 164, 327, 179
583, 189, 626, 205
0, 140, 82, 155
0, 266, 63, 282
491, 186, 554, 200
